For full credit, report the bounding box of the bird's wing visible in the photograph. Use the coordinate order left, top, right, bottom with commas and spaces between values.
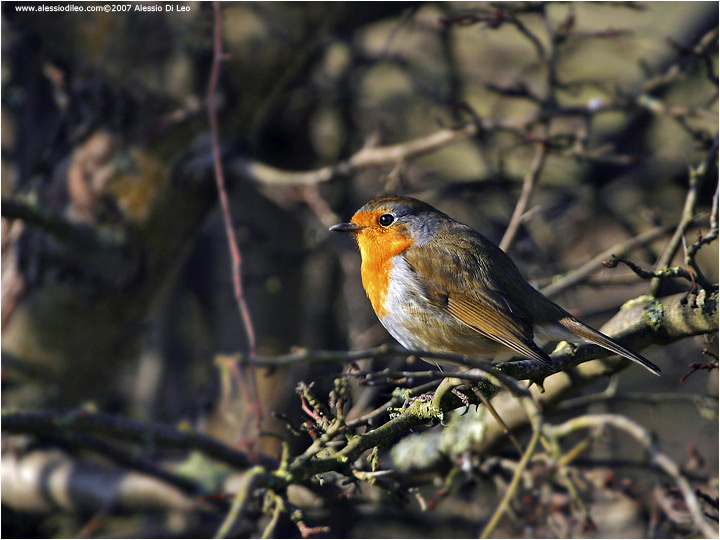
404, 242, 553, 367
446, 289, 553, 367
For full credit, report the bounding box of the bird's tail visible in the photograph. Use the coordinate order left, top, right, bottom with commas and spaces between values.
558, 317, 661, 376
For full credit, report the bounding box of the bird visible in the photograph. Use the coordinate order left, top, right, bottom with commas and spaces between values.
330, 195, 660, 375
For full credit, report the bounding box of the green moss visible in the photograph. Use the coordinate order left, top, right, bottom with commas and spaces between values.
642, 299, 665, 329
367, 447, 380, 472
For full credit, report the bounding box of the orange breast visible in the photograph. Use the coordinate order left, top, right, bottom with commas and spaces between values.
356, 226, 415, 318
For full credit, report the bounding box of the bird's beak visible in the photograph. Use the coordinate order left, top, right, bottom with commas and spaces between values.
329, 222, 364, 234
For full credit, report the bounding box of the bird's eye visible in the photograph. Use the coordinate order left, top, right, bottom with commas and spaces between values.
378, 214, 395, 227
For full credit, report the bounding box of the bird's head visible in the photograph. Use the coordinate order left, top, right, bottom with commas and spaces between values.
330, 195, 449, 260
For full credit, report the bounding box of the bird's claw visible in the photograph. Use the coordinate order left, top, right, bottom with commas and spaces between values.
451, 387, 472, 415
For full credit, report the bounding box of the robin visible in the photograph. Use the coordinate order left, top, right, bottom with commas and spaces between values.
330, 195, 660, 375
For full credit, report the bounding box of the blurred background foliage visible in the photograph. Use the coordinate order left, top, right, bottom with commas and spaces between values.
1, 1, 718, 538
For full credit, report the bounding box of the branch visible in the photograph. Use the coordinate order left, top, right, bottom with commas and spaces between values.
6, 285, 714, 528
641, 27, 719, 95
225, 89, 714, 188
376, 288, 717, 472
201, 290, 715, 512
228, 122, 478, 186
215, 466, 267, 538
5, 294, 713, 524
225, 97, 671, 188
558, 390, 717, 414
500, 287, 718, 379
2, 197, 80, 239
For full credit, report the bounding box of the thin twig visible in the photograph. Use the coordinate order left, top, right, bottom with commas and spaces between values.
345, 380, 440, 429
206, 1, 261, 426
480, 418, 542, 538
641, 28, 719, 95
680, 361, 719, 383
476, 389, 525, 456
261, 494, 284, 539
509, 11, 547, 61
603, 254, 693, 282
207, 2, 257, 357
500, 141, 548, 252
